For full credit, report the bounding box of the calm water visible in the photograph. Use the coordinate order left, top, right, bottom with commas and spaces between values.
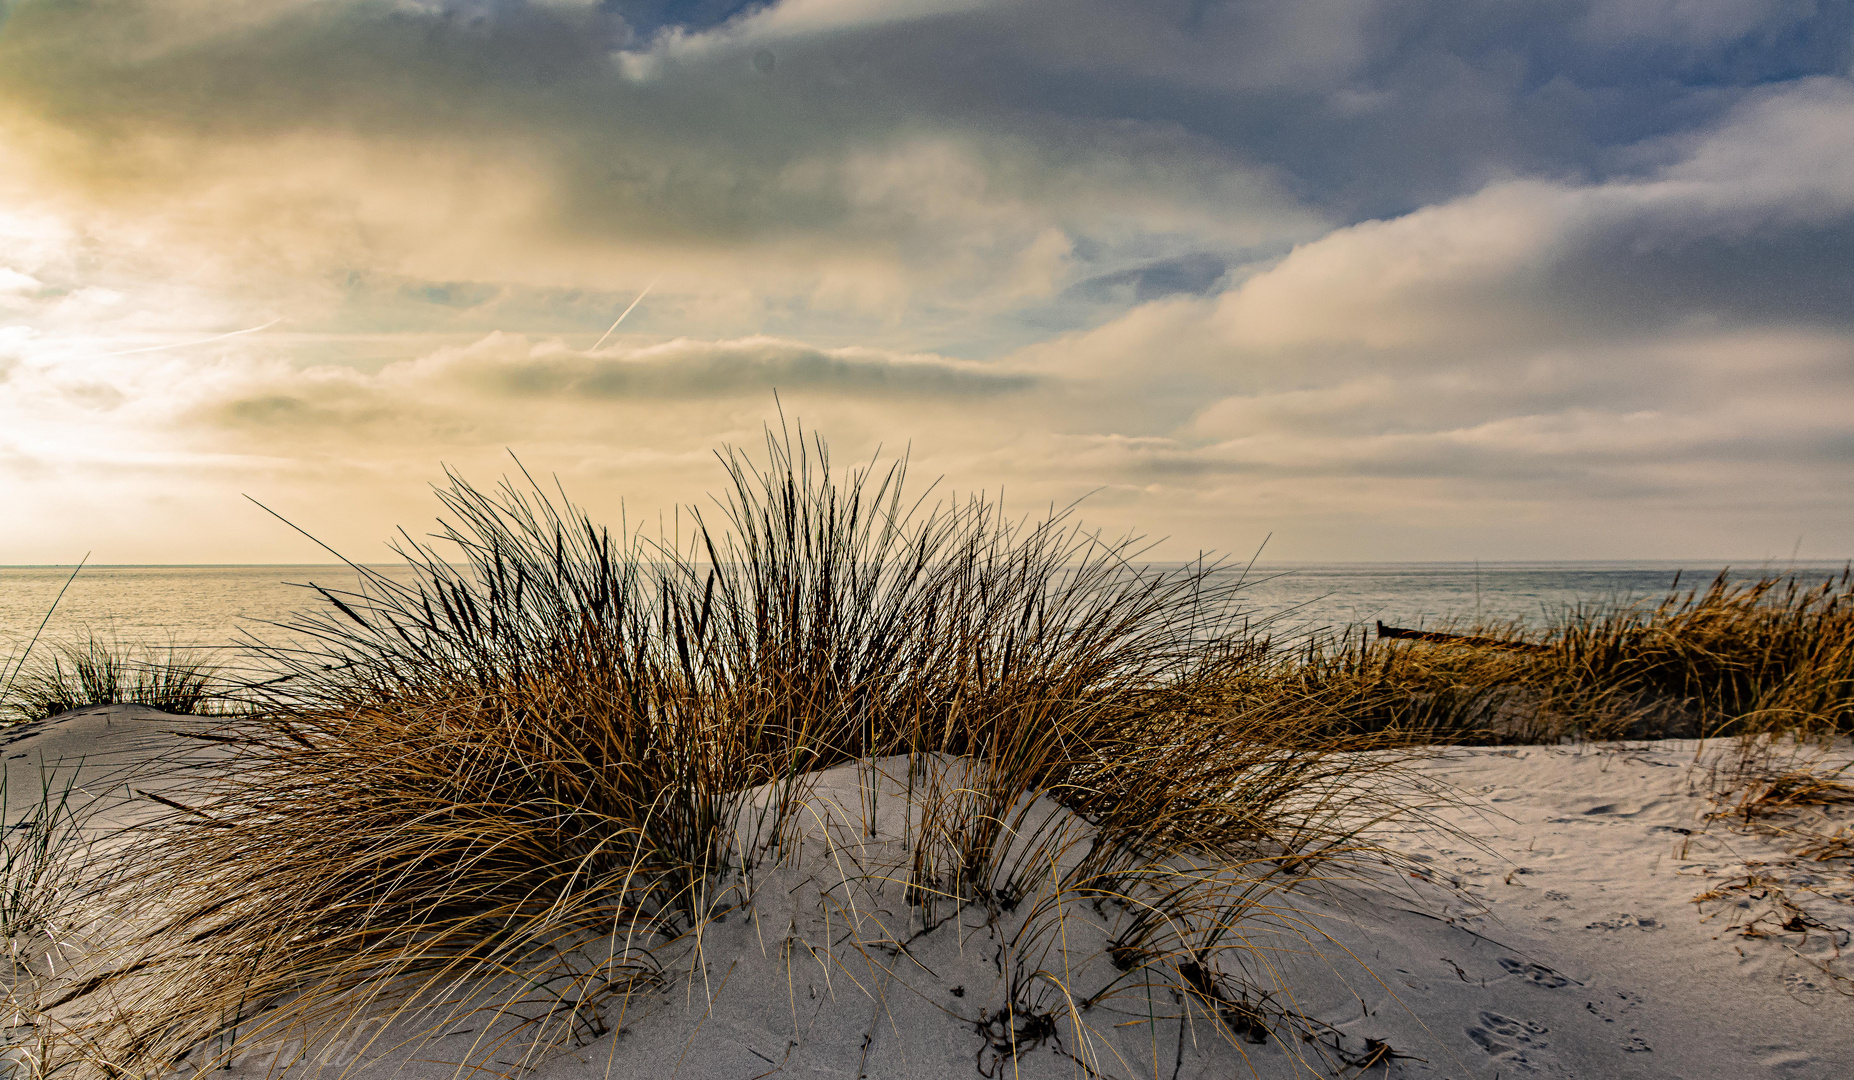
1230, 561, 1850, 634
2, 561, 1848, 657
0, 566, 416, 657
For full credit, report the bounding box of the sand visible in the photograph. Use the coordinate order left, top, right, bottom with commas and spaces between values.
4, 707, 1851, 1079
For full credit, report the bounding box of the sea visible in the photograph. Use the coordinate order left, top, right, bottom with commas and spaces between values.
3, 560, 1849, 663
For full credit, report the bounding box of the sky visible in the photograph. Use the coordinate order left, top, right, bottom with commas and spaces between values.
1, 0, 1851, 564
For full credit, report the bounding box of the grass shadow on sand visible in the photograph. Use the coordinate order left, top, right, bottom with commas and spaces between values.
18, 430, 1447, 1080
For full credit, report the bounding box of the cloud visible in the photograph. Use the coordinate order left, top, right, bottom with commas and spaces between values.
1015, 79, 1854, 379
0, 1, 1850, 561
8, 0, 1841, 333
639, 0, 987, 52
0, 0, 1321, 340
989, 80, 1854, 550
1580, 0, 1812, 47
177, 333, 1040, 468
477, 336, 1037, 399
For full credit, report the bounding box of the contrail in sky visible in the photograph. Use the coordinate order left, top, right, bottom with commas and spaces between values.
590, 279, 658, 352
93, 317, 285, 357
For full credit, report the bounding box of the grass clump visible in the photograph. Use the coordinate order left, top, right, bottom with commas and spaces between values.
3, 638, 223, 722
37, 431, 1422, 1080
1, 767, 83, 949
1216, 568, 1854, 745
1, 559, 85, 725
1195, 622, 1555, 745
1555, 569, 1854, 738
1, 767, 89, 1080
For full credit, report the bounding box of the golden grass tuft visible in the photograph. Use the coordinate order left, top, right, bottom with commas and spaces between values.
19, 431, 1433, 1080
3, 637, 224, 722
24, 437, 1847, 1077
1210, 566, 1854, 745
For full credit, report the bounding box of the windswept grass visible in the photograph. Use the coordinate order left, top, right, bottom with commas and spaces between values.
1191, 623, 1556, 745
1, 767, 90, 1080
1557, 569, 1854, 738
1, 766, 83, 949
3, 637, 223, 722
26, 438, 1842, 1078
1, 559, 86, 725
32, 432, 1429, 1080
1215, 567, 1854, 745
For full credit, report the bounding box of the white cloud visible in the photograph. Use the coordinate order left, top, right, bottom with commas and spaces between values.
725, 0, 988, 39
0, 2, 1850, 562
989, 81, 1854, 554
1054, 79, 1854, 374
209, 332, 1041, 420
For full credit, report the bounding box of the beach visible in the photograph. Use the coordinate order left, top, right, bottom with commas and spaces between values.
7, 461, 1853, 1080
6, 705, 1849, 1080
8, 1, 1854, 1075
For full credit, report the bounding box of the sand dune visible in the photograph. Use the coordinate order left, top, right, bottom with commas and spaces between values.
4, 707, 1850, 1080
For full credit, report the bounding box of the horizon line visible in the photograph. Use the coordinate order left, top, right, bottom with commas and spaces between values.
3, 558, 1850, 570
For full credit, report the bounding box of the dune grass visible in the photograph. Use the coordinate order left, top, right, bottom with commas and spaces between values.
3, 637, 224, 722
14, 437, 1849, 1078
1216, 567, 1854, 745
24, 431, 1433, 1080
1557, 569, 1854, 738
0, 767, 84, 949
1, 559, 86, 725
2, 538, 222, 724
1, 765, 91, 1080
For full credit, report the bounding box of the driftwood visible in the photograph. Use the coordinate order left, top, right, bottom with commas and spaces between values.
1374, 621, 1550, 654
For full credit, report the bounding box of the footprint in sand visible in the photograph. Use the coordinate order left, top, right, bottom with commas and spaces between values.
1584, 913, 1659, 931
1782, 971, 1830, 995
1497, 958, 1573, 988
1753, 1044, 1816, 1072
1466, 1011, 1550, 1067
1584, 989, 1643, 1023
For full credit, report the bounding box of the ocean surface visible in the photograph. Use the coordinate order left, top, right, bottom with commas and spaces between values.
3, 561, 1848, 662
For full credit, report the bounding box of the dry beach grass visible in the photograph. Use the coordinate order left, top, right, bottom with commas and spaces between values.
3, 434, 1852, 1079
2, 433, 1435, 1080
1235, 566, 1854, 745
2, 638, 223, 723
1, 560, 227, 725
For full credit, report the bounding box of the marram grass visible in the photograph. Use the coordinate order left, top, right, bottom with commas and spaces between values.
1215, 566, 1854, 745
13, 432, 1437, 1080
3, 637, 223, 723
15, 434, 1849, 1079
0, 767, 83, 945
